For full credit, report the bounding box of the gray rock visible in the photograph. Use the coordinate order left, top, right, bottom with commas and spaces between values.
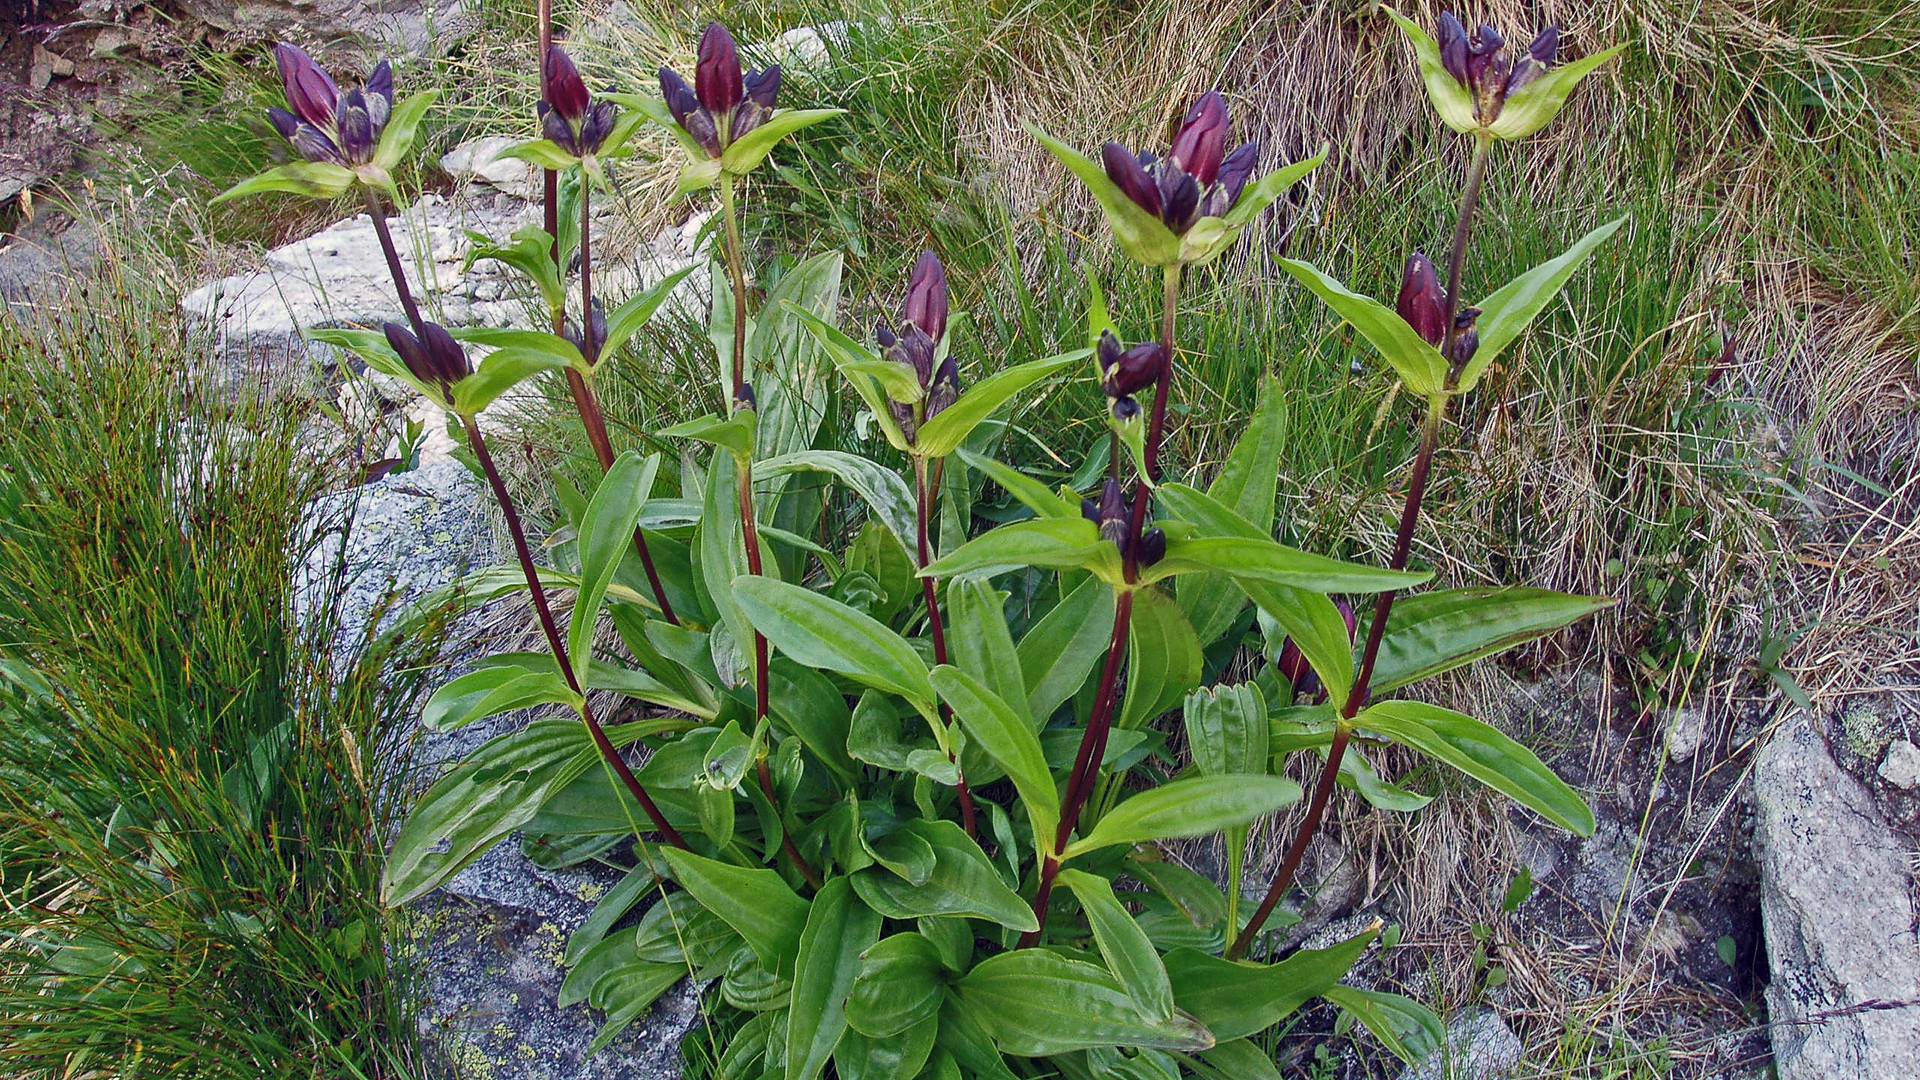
1664, 704, 1709, 763
170, 0, 483, 57
297, 458, 492, 642
1879, 739, 1920, 790
1754, 710, 1920, 1079
1395, 1008, 1523, 1080
442, 136, 541, 200
413, 841, 701, 1080
180, 193, 538, 372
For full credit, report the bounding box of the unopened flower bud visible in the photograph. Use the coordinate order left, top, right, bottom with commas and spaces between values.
733, 380, 757, 411
695, 23, 743, 118
1396, 252, 1448, 347
544, 44, 590, 123
1137, 527, 1166, 568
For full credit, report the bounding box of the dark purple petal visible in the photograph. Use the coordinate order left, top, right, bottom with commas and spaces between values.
1437, 12, 1470, 85
892, 323, 937, 387
1160, 169, 1200, 232
744, 64, 781, 108
545, 44, 590, 122
580, 100, 617, 154
1168, 90, 1228, 186
1082, 496, 1100, 523
1465, 24, 1505, 91
1216, 141, 1260, 208
290, 122, 343, 164
927, 354, 959, 418
683, 106, 722, 156
735, 381, 758, 410
660, 67, 699, 127
696, 23, 743, 117
267, 106, 299, 139
1136, 527, 1166, 568
1097, 329, 1124, 376
383, 322, 433, 385
731, 100, 767, 139
1110, 395, 1141, 422
420, 321, 470, 384
1528, 25, 1560, 66
1097, 478, 1130, 548
365, 59, 393, 110
1447, 308, 1480, 366
875, 321, 897, 350
1396, 251, 1447, 347
902, 250, 948, 343
1103, 342, 1166, 398
336, 89, 375, 163
274, 42, 338, 130
1101, 142, 1162, 217
540, 101, 577, 154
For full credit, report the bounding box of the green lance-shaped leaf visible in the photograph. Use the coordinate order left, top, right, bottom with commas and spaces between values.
786, 304, 913, 454
371, 89, 440, 173
913, 349, 1087, 459
1320, 985, 1445, 1066
1275, 257, 1449, 397
845, 933, 947, 1038
305, 328, 427, 396
465, 225, 566, 316
660, 411, 757, 460
213, 161, 356, 203
421, 655, 581, 731
787, 877, 882, 1080
498, 137, 580, 171
1057, 868, 1176, 1022
1455, 215, 1628, 391
932, 665, 1059, 843
1142, 535, 1427, 595
660, 847, 811, 972
721, 108, 847, 175
834, 1019, 939, 1080
1063, 775, 1300, 859
733, 576, 936, 708
1164, 924, 1377, 1040
1383, 8, 1479, 135
1120, 586, 1203, 730
381, 720, 598, 905
600, 264, 700, 361
851, 819, 1038, 932
1026, 121, 1181, 268
1184, 683, 1269, 779
450, 346, 576, 417
955, 448, 1079, 520
1179, 145, 1327, 267
922, 517, 1120, 581
952, 950, 1215, 1055
1356, 700, 1594, 834
1490, 44, 1629, 141
1018, 574, 1117, 724
1361, 586, 1614, 695
568, 451, 659, 681
1196, 1040, 1284, 1080
585, 962, 689, 1054
946, 578, 1029, 734
1178, 378, 1286, 646
758, 450, 917, 556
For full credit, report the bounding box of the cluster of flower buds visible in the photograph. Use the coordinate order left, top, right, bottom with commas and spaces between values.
1436, 13, 1558, 129
1101, 91, 1260, 235
540, 45, 618, 158
1396, 252, 1478, 366
874, 251, 960, 442
268, 43, 391, 167
1081, 479, 1166, 567
383, 320, 470, 403
659, 24, 781, 157
1096, 330, 1167, 423
1276, 597, 1357, 702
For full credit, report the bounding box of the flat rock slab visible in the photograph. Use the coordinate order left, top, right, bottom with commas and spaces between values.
1755, 710, 1920, 1078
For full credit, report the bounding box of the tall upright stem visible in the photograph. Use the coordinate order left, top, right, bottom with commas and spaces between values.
915, 454, 976, 838
1020, 587, 1133, 948
464, 414, 688, 850
568, 180, 679, 623
1123, 263, 1183, 582
363, 189, 427, 342
1229, 137, 1494, 961
715, 171, 819, 887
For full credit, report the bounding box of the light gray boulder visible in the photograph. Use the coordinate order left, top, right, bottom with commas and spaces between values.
1395, 1008, 1523, 1080
1754, 710, 1920, 1079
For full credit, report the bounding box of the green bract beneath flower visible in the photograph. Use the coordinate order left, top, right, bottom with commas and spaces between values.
1386, 7, 1624, 142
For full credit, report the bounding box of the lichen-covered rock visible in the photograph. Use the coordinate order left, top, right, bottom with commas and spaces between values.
1394, 1008, 1523, 1080
1755, 710, 1920, 1079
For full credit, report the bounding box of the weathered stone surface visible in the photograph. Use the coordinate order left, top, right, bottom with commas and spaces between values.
1754, 710, 1920, 1079
1879, 739, 1920, 790
442, 136, 541, 200
181, 193, 538, 370
170, 0, 483, 57
1395, 1008, 1523, 1080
